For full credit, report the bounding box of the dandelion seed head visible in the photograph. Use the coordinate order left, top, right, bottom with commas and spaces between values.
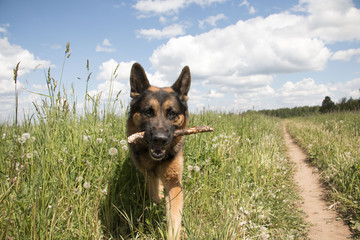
82, 135, 90, 142
76, 176, 83, 182
194, 166, 200, 172
187, 165, 194, 171
17, 136, 26, 144
109, 147, 118, 156
96, 138, 103, 143
121, 145, 128, 151
120, 139, 127, 145
83, 181, 90, 189
22, 133, 30, 139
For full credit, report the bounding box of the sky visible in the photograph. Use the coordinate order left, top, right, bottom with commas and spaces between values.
1, 0, 360, 121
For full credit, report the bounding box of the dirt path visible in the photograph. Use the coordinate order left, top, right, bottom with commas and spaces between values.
283, 124, 351, 240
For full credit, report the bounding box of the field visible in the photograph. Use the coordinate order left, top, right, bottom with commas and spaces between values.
1, 55, 358, 238
0, 79, 309, 239
286, 112, 360, 236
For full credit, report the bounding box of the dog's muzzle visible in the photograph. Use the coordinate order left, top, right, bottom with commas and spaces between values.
148, 131, 171, 161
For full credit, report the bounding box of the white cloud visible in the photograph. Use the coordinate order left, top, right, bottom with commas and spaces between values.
89, 60, 173, 110
294, 0, 360, 43
146, 0, 360, 111
32, 83, 48, 91
150, 16, 331, 81
96, 59, 132, 82
273, 77, 360, 108
102, 38, 112, 46
0, 25, 9, 33
137, 24, 186, 40
133, 0, 226, 16
0, 37, 52, 121
208, 89, 224, 98
149, 0, 360, 106
96, 38, 116, 53
239, 0, 256, 14
331, 48, 360, 61
277, 78, 329, 105
88, 60, 135, 107
198, 14, 227, 28
328, 77, 360, 100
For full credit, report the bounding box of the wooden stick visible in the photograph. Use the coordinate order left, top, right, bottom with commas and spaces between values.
128, 126, 214, 144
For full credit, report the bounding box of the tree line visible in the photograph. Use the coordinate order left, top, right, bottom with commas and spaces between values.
258, 96, 360, 118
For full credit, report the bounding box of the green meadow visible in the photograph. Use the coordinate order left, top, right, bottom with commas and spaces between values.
1, 48, 359, 239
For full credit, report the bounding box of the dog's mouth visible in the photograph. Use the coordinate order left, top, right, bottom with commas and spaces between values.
149, 145, 166, 161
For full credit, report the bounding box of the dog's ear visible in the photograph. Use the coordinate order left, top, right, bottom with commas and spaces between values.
130, 63, 150, 98
172, 66, 191, 102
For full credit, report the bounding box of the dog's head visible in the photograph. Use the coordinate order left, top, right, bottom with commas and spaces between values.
128, 63, 191, 161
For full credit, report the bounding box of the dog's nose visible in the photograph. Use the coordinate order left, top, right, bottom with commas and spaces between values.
152, 132, 169, 146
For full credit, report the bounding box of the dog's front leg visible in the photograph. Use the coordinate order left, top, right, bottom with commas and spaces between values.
159, 162, 183, 240
145, 171, 164, 203
164, 177, 183, 240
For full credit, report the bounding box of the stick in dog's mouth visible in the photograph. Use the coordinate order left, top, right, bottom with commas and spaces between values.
128, 126, 214, 144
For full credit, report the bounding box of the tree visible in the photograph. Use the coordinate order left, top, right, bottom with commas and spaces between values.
320, 96, 336, 113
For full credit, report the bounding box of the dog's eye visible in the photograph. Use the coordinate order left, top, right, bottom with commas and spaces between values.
167, 109, 178, 120
143, 108, 154, 118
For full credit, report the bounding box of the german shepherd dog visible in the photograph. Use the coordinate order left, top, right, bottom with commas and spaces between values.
127, 63, 191, 240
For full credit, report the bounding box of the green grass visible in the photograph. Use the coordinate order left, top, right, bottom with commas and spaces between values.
1, 108, 307, 239
0, 103, 308, 239
0, 48, 307, 239
286, 112, 360, 237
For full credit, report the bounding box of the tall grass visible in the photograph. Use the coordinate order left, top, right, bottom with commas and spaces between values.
286, 112, 360, 237
1, 46, 307, 239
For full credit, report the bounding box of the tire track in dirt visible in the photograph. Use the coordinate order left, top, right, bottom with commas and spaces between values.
283, 124, 351, 240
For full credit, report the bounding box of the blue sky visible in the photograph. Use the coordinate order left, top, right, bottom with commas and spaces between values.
1, 0, 360, 121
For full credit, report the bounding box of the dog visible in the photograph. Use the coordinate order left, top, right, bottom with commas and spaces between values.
127, 63, 191, 240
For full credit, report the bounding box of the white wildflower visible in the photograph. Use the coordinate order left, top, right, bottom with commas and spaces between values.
102, 187, 108, 195
239, 221, 247, 226
22, 133, 31, 140
120, 139, 127, 145
30, 136, 36, 142
83, 181, 90, 189
17, 136, 26, 144
2, 133, 6, 139
76, 176, 83, 182
26, 153, 33, 159
82, 135, 90, 142
108, 147, 118, 156
194, 166, 200, 172
187, 165, 194, 171
96, 138, 103, 144
212, 143, 219, 148
48, 205, 52, 209
122, 145, 128, 151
